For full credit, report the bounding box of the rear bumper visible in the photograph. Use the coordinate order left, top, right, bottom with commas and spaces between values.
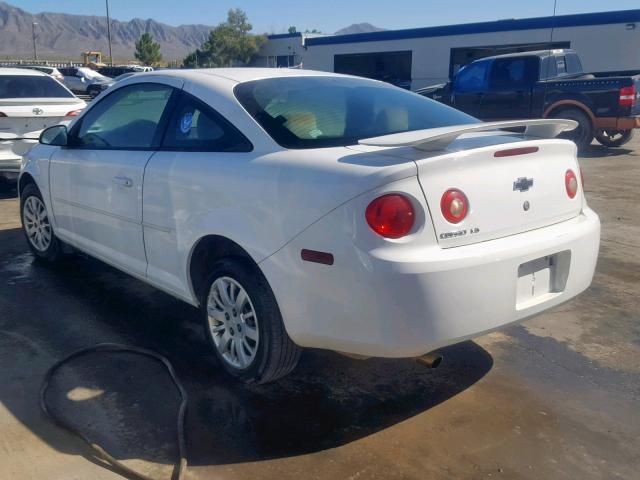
594, 116, 640, 130
0, 139, 37, 172
261, 207, 600, 358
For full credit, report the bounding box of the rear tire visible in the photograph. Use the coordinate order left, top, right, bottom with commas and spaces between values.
595, 129, 634, 147
201, 258, 301, 384
20, 183, 63, 261
550, 108, 594, 151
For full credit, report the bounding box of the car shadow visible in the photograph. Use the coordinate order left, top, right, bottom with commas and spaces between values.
0, 226, 493, 471
0, 177, 18, 199
579, 145, 636, 158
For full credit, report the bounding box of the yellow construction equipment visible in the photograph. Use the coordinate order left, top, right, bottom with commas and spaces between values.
82, 51, 106, 69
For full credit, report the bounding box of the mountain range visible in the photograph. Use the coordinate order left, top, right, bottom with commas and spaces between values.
0, 2, 213, 61
334, 23, 385, 35
0, 2, 384, 62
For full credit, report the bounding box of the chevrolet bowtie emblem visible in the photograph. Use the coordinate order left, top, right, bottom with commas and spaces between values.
513, 177, 534, 192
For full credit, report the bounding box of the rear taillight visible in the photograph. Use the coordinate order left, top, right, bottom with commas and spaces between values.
440, 189, 469, 224
619, 85, 636, 107
565, 169, 578, 199
65, 109, 83, 117
365, 194, 415, 238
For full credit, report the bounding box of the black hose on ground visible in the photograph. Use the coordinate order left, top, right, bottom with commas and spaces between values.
40, 343, 188, 480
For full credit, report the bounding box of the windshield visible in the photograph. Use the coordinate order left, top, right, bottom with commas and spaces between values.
79, 68, 109, 81
0, 75, 74, 99
235, 76, 478, 149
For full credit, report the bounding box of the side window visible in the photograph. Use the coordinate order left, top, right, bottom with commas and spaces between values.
556, 56, 567, 76
455, 62, 489, 92
59, 68, 76, 77
565, 54, 583, 75
541, 57, 557, 79
489, 58, 538, 88
162, 92, 252, 152
73, 83, 173, 149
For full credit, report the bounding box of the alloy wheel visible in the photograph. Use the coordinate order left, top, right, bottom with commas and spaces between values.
206, 276, 259, 369
23, 196, 52, 252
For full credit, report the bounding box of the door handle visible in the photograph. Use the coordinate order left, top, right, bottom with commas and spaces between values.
113, 176, 133, 187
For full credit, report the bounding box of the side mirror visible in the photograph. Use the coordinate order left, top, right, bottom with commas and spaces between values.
40, 125, 68, 146
80, 77, 86, 83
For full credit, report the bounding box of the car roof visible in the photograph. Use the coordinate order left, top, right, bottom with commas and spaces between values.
480, 48, 577, 61
0, 67, 47, 76
139, 67, 348, 84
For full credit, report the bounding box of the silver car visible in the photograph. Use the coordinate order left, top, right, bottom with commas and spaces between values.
58, 67, 111, 94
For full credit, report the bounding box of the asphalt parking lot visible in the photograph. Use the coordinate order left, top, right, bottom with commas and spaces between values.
0, 137, 639, 480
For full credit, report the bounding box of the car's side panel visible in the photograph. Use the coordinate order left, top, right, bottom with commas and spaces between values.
143, 147, 418, 304
19, 144, 58, 215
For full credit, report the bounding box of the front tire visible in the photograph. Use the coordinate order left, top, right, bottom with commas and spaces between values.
20, 183, 63, 261
595, 129, 634, 147
201, 259, 301, 384
551, 108, 594, 151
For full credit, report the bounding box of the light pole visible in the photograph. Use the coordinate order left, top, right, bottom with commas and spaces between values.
32, 22, 38, 61
105, 0, 113, 65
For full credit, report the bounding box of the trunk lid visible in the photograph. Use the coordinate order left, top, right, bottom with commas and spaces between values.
415, 137, 582, 247
353, 124, 583, 248
0, 98, 85, 140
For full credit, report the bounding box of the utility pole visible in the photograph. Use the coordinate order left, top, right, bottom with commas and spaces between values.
105, 0, 113, 65
32, 22, 38, 61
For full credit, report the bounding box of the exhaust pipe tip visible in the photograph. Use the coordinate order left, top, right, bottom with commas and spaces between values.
416, 351, 444, 369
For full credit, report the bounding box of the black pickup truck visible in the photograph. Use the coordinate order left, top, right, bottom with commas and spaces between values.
418, 49, 640, 150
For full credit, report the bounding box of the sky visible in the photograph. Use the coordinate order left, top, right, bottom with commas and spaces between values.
15, 0, 640, 34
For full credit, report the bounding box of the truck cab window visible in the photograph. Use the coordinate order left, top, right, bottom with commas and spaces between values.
489, 58, 538, 88
455, 62, 489, 92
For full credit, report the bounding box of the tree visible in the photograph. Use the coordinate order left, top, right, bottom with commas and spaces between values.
288, 26, 297, 34
182, 9, 266, 68
134, 33, 162, 66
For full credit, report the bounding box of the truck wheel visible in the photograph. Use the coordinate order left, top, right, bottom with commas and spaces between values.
20, 183, 63, 261
595, 129, 634, 147
551, 108, 594, 151
201, 258, 301, 384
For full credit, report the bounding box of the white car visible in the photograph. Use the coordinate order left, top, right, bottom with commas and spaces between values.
19, 65, 66, 82
0, 68, 85, 178
58, 66, 111, 94
19, 69, 600, 383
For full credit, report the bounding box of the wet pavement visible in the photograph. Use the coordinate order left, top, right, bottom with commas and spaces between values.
0, 138, 639, 480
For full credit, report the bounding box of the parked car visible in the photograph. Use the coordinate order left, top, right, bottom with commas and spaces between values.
113, 72, 138, 82
20, 69, 600, 383
0, 68, 85, 179
58, 66, 111, 94
97, 66, 138, 78
18, 65, 65, 82
98, 65, 153, 78
86, 78, 115, 98
418, 49, 640, 149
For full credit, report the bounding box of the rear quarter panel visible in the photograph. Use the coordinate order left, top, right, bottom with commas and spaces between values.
142, 88, 418, 302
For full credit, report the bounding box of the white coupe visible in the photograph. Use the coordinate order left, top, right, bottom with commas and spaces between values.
19, 69, 600, 383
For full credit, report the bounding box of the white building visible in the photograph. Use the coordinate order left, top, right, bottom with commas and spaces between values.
255, 10, 640, 90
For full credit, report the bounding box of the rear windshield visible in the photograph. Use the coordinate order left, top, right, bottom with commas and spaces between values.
235, 76, 478, 149
0, 75, 73, 99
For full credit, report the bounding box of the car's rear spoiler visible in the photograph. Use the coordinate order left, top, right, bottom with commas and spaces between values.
358, 119, 578, 152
